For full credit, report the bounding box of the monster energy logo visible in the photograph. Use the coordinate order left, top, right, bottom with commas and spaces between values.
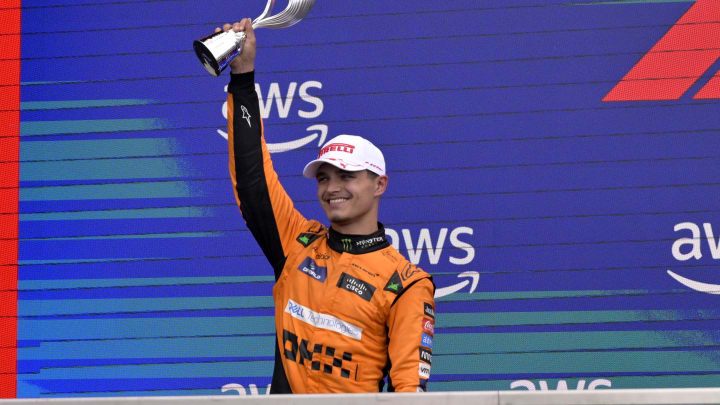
341, 238, 352, 251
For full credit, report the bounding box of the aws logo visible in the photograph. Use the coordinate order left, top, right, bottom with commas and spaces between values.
604, 0, 720, 101
668, 222, 720, 294
385, 226, 480, 298
218, 81, 332, 153
511, 379, 611, 391
221, 383, 270, 396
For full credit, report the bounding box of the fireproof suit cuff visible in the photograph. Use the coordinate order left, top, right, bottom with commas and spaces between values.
229, 70, 255, 92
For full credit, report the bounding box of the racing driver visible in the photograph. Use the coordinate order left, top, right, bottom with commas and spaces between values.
220, 19, 435, 393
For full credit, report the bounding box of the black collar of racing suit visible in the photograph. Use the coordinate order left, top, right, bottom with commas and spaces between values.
327, 222, 391, 254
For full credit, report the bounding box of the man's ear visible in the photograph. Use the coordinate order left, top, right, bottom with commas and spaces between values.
374, 175, 388, 197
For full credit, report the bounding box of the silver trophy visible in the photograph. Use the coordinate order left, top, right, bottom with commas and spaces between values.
193, 0, 315, 77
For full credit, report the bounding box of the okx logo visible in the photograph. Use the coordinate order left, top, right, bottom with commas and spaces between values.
604, 0, 720, 101
282, 330, 357, 380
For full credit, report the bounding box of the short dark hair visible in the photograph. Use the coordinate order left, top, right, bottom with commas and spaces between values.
366, 170, 379, 179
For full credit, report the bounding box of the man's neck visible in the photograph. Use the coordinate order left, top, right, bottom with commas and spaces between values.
327, 223, 390, 254
329, 220, 379, 235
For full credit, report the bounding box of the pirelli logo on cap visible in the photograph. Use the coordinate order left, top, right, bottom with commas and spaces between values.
318, 143, 355, 158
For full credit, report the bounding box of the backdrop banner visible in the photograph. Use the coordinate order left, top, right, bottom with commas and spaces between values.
11, 0, 720, 397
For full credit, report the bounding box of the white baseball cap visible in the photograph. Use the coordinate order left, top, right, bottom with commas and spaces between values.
303, 135, 386, 178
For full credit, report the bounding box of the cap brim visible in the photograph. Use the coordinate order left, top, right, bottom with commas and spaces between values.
302, 158, 366, 178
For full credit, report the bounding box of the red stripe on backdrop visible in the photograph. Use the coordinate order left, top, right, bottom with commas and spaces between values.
0, 85, 20, 112
603, 0, 720, 101
0, 0, 20, 399
693, 71, 720, 99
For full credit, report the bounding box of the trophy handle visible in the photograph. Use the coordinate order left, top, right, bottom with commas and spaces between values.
255, 0, 276, 23
253, 0, 315, 29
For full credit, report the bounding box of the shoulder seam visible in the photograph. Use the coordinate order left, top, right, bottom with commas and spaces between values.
389, 276, 433, 308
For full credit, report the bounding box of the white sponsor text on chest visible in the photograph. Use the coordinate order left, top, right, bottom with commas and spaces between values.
285, 299, 363, 340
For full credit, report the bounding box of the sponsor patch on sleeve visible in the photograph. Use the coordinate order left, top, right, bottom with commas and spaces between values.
418, 362, 431, 379
337, 272, 376, 302
420, 347, 432, 365
422, 317, 434, 336
421, 333, 433, 350
424, 302, 435, 319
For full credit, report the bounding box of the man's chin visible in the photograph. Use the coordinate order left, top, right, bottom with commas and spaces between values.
329, 216, 349, 224
326, 213, 351, 226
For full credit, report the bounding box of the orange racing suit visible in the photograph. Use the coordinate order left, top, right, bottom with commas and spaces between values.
227, 71, 435, 393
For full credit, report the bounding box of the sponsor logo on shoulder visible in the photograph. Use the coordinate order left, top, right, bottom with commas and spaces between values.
422, 317, 434, 336
421, 333, 433, 350
297, 232, 321, 247
383, 271, 404, 295
420, 347, 432, 365
418, 362, 431, 379
337, 272, 376, 302
297, 257, 327, 282
284, 299, 362, 340
400, 262, 421, 281
424, 302, 435, 319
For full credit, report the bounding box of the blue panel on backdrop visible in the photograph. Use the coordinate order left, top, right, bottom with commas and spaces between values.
16, 0, 720, 396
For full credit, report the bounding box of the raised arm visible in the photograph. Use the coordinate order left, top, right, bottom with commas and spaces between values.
224, 20, 309, 280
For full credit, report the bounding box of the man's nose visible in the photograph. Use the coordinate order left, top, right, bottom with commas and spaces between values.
326, 176, 342, 192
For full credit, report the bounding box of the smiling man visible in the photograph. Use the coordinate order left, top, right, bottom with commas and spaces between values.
223, 19, 435, 394
307, 137, 387, 235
